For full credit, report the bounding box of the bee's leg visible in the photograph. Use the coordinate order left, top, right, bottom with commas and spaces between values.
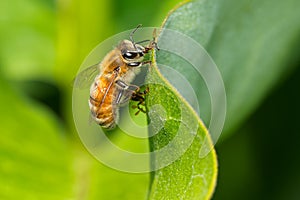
115, 89, 125, 105
116, 79, 139, 90
115, 89, 136, 105
115, 80, 139, 105
151, 28, 160, 50
115, 80, 149, 115
131, 87, 149, 115
143, 29, 160, 53
141, 60, 151, 66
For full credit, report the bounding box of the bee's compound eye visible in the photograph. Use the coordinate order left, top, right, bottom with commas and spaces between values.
122, 52, 138, 60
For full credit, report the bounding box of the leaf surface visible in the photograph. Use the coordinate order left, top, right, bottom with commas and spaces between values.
146, 52, 217, 199
159, 0, 300, 138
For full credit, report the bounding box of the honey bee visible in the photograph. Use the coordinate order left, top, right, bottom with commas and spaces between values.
74, 25, 159, 129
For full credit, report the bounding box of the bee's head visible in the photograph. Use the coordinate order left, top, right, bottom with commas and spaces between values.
119, 40, 145, 61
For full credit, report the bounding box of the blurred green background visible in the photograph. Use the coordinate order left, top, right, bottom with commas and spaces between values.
0, 0, 300, 199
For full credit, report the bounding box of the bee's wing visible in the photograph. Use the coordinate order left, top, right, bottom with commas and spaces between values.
73, 63, 100, 89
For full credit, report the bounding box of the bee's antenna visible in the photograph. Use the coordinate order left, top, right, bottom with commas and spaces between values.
130, 24, 142, 50
136, 39, 150, 44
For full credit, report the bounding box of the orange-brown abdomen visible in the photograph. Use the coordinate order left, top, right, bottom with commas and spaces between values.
89, 73, 118, 129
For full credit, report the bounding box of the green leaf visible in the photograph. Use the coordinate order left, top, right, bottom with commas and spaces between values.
159, 0, 300, 138
0, 76, 73, 199
146, 53, 217, 199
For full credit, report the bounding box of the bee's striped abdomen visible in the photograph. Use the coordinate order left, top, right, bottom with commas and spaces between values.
89, 73, 118, 129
